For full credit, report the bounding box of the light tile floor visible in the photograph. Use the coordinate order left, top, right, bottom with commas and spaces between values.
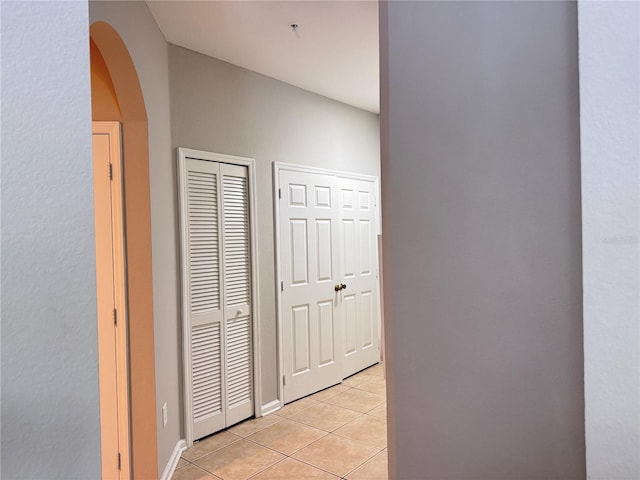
173, 363, 387, 480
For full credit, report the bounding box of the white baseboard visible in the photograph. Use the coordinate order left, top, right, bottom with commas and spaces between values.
160, 439, 187, 480
261, 399, 282, 416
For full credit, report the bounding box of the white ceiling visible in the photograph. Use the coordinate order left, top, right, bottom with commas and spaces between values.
146, 1, 380, 113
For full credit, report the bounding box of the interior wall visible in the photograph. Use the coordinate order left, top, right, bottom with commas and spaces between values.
380, 1, 585, 478
168, 44, 381, 407
579, 2, 640, 477
0, 2, 101, 478
88, 2, 177, 474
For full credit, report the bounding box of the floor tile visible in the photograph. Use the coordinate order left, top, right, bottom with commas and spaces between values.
182, 431, 242, 461
292, 434, 380, 477
249, 457, 339, 480
354, 376, 387, 396
353, 369, 377, 380
346, 450, 388, 480
367, 403, 387, 419
334, 414, 387, 448
275, 397, 319, 419
310, 384, 351, 402
194, 439, 284, 480
342, 373, 374, 387
172, 463, 219, 480
178, 364, 387, 480
247, 419, 327, 455
227, 414, 283, 437
324, 388, 385, 413
290, 401, 362, 432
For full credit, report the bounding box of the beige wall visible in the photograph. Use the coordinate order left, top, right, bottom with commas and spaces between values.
380, 1, 585, 478
168, 44, 380, 406
1, 2, 101, 478
579, 1, 640, 476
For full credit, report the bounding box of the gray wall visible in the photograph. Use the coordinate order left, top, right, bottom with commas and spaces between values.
168, 44, 381, 406
380, 2, 585, 478
579, 1, 640, 477
88, 2, 178, 474
0, 2, 101, 478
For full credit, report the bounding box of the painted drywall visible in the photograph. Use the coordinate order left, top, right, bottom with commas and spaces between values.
0, 2, 101, 478
380, 2, 585, 478
579, 2, 640, 478
88, 2, 178, 474
168, 44, 381, 406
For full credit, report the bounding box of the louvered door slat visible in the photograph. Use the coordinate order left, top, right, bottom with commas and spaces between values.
187, 168, 220, 314
226, 316, 252, 409
223, 175, 250, 307
191, 323, 222, 420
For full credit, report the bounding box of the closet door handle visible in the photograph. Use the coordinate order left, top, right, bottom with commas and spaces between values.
334, 284, 343, 292
340, 283, 347, 290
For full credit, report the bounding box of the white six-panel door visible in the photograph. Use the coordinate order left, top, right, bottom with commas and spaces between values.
278, 166, 380, 403
180, 156, 253, 443
338, 178, 380, 377
280, 170, 343, 403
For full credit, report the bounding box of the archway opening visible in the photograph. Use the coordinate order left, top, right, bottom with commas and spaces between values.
90, 20, 158, 479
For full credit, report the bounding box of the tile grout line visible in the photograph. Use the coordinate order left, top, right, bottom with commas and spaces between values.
243, 455, 289, 480
182, 436, 244, 464
290, 439, 385, 480
243, 424, 384, 479
341, 447, 386, 480
178, 460, 223, 479
241, 432, 345, 480
241, 426, 330, 456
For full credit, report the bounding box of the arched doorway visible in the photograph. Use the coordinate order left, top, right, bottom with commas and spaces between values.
90, 21, 158, 479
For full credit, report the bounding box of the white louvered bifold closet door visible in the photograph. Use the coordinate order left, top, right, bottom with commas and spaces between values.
181, 158, 253, 443
220, 164, 253, 426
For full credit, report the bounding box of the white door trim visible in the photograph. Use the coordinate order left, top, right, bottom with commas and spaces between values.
178, 147, 262, 446
273, 162, 381, 405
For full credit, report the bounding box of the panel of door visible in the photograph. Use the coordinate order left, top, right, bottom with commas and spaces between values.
220, 163, 254, 426
338, 177, 381, 377
280, 170, 342, 403
183, 158, 227, 440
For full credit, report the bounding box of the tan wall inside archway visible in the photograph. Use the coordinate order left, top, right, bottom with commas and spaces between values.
90, 40, 121, 120
90, 21, 158, 479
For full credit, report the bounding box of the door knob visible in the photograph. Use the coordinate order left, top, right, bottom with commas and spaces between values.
334, 284, 342, 292
341, 283, 347, 290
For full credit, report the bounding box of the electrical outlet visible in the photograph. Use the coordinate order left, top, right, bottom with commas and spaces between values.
162, 403, 168, 428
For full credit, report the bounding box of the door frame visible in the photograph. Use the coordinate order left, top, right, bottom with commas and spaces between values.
93, 121, 131, 478
177, 147, 262, 446
273, 162, 381, 407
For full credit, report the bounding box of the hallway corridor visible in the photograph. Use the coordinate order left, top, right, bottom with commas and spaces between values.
173, 363, 387, 480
